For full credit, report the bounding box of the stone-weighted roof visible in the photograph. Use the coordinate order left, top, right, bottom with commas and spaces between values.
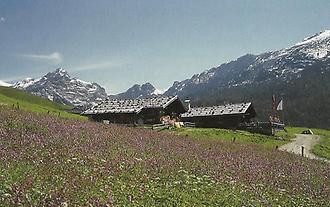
180, 102, 252, 118
82, 96, 180, 115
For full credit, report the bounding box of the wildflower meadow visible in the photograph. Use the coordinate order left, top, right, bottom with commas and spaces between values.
0, 106, 329, 206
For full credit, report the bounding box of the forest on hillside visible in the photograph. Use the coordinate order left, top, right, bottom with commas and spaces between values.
190, 59, 330, 129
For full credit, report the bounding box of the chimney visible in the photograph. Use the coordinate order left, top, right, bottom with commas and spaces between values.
184, 99, 191, 111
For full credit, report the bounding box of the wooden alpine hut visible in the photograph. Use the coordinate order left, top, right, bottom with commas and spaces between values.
180, 102, 256, 129
82, 96, 186, 125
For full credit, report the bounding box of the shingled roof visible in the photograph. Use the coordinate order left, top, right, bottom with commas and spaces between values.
82, 96, 180, 115
180, 102, 252, 118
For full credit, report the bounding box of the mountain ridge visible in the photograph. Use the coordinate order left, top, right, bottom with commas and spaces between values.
110, 82, 163, 99
164, 30, 330, 97
160, 30, 330, 128
10, 30, 330, 128
14, 68, 108, 108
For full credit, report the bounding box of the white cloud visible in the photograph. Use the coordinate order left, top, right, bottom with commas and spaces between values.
21, 52, 63, 63
71, 61, 117, 72
0, 17, 5, 22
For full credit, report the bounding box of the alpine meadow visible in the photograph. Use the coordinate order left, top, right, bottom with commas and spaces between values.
0, 1, 330, 206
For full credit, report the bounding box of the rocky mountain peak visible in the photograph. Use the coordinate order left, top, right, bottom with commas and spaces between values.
141, 82, 156, 92
14, 68, 108, 108
297, 30, 330, 46
44, 68, 70, 80
160, 30, 330, 129
164, 30, 330, 97
110, 82, 162, 99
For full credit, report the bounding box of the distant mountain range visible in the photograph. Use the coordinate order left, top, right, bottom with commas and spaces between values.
160, 30, 330, 129
8, 30, 330, 128
164, 30, 330, 96
13, 68, 108, 109
109, 82, 163, 99
115, 30, 330, 128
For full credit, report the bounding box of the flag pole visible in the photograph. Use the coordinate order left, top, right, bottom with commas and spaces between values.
272, 94, 276, 122
282, 98, 285, 125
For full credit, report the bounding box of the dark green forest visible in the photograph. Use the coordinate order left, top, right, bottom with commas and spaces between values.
188, 59, 330, 129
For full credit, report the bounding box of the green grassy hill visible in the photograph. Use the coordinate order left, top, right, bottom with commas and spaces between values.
170, 127, 289, 149
171, 127, 330, 160
278, 127, 330, 160
0, 89, 329, 205
0, 86, 85, 120
0, 106, 329, 206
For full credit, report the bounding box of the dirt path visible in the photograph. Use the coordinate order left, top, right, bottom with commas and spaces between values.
279, 134, 329, 162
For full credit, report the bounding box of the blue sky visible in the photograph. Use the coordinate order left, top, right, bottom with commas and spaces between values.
0, 0, 330, 94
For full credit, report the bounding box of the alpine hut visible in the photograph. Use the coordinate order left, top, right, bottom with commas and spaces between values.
180, 102, 256, 129
82, 96, 186, 125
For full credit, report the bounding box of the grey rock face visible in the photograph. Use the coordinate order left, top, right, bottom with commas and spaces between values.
14, 68, 108, 108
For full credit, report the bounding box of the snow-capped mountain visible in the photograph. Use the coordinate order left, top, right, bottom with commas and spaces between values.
164, 30, 330, 97
111, 82, 163, 99
0, 80, 12, 87
14, 68, 108, 107
160, 30, 330, 129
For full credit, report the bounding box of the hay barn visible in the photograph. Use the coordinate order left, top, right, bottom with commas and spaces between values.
82, 96, 186, 124
180, 102, 256, 129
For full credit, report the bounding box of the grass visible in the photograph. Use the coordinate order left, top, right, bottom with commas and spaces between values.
312, 129, 330, 160
170, 127, 289, 149
277, 126, 330, 160
0, 107, 328, 206
0, 86, 86, 120
276, 127, 303, 139
170, 126, 330, 160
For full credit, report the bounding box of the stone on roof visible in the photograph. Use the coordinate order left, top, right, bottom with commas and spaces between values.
180, 102, 252, 118
82, 96, 179, 115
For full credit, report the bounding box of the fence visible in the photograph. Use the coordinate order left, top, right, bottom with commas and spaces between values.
152, 123, 170, 130
151, 122, 196, 130
183, 122, 196, 128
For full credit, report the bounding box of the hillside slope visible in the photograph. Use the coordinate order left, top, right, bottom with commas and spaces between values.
0, 80, 12, 87
14, 68, 107, 108
0, 107, 328, 206
190, 59, 330, 129
0, 86, 84, 119
163, 30, 330, 128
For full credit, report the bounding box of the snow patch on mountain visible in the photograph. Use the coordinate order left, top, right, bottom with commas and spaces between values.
13, 68, 108, 108
0, 80, 12, 87
295, 30, 330, 46
152, 88, 164, 95
13, 78, 39, 89
164, 30, 330, 97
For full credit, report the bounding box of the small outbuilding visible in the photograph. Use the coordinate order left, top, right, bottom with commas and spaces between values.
180, 102, 256, 129
82, 96, 186, 125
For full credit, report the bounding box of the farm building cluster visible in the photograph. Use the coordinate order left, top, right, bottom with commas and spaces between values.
82, 96, 186, 125
82, 96, 257, 129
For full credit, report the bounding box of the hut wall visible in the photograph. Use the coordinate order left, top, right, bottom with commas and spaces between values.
89, 113, 138, 124
181, 114, 253, 129
180, 103, 257, 129
89, 109, 163, 125
139, 108, 163, 124
164, 99, 187, 117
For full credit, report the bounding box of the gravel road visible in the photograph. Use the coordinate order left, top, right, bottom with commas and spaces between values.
279, 134, 329, 162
